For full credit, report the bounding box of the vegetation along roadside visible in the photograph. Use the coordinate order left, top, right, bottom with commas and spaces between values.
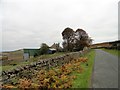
102, 48, 120, 57
2, 49, 95, 89
72, 49, 95, 88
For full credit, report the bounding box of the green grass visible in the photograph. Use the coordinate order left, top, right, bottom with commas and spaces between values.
72, 50, 95, 88
2, 61, 30, 71
33, 52, 67, 61
102, 49, 120, 57
2, 52, 66, 71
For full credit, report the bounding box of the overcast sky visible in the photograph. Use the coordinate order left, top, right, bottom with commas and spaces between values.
0, 0, 119, 51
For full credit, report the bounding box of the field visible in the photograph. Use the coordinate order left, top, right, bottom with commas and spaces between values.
2, 50, 95, 89
2, 52, 66, 71
102, 49, 120, 57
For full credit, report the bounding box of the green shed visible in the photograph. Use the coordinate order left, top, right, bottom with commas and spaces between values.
23, 49, 40, 60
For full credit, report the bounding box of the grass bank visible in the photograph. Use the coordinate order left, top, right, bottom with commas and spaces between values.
72, 49, 95, 88
2, 52, 66, 71
102, 49, 120, 57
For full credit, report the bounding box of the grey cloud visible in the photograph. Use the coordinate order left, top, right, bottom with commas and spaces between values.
1, 0, 119, 51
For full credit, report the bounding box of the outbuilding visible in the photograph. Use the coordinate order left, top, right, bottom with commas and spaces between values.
6, 49, 40, 61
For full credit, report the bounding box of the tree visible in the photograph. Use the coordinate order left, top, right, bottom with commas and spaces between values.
39, 43, 49, 55
62, 27, 75, 51
75, 29, 88, 51
62, 41, 67, 51
62, 28, 92, 52
87, 37, 93, 46
74, 29, 89, 51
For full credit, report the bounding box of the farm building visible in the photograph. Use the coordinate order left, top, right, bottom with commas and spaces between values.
2, 43, 63, 61
23, 49, 40, 59
3, 49, 40, 61
47, 48, 57, 54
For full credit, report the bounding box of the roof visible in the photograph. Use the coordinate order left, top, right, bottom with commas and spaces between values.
23, 49, 40, 56
49, 48, 56, 51
50, 43, 62, 50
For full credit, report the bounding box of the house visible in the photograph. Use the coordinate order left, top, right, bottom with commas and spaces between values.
50, 43, 62, 52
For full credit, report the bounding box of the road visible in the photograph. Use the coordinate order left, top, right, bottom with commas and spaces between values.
92, 49, 118, 88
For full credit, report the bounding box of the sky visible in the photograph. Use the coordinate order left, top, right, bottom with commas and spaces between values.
0, 0, 119, 51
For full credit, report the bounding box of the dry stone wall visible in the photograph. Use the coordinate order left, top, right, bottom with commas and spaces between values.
1, 51, 87, 84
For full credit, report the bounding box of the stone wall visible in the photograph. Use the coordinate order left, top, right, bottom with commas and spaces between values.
1, 51, 87, 84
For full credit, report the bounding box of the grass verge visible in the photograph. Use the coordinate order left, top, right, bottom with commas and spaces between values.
72, 49, 95, 88
102, 49, 120, 57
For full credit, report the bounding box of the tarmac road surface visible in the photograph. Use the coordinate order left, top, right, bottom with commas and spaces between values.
92, 49, 118, 88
